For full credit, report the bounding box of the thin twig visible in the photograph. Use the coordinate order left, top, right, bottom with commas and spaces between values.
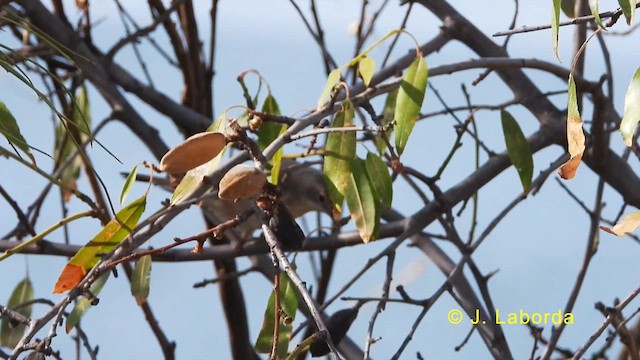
492, 4, 638, 37
261, 224, 341, 360
363, 253, 395, 359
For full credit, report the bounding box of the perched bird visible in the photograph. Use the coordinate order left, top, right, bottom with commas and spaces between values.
200, 160, 333, 244
130, 160, 333, 243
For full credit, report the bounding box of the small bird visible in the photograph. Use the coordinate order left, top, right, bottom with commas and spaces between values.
130, 160, 333, 243
201, 160, 333, 244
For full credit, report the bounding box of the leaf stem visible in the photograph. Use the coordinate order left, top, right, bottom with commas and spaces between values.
0, 210, 95, 261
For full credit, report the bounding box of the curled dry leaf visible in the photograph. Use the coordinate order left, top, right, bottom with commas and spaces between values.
218, 164, 267, 201
600, 211, 640, 237
559, 74, 585, 180
159, 132, 227, 174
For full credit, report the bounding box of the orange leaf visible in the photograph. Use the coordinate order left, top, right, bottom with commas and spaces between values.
53, 264, 86, 293
558, 153, 583, 180
53, 195, 146, 293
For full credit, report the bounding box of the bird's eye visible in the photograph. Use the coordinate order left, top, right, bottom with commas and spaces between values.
318, 194, 325, 202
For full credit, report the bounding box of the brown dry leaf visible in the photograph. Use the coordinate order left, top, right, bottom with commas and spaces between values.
61, 179, 77, 203
558, 153, 583, 180
76, 0, 88, 10
559, 74, 585, 179
566, 115, 585, 158
600, 211, 640, 237
159, 132, 227, 174
218, 164, 267, 201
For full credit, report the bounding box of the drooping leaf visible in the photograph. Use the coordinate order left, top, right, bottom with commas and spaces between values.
257, 94, 287, 184
257, 95, 282, 151
601, 211, 640, 237
65, 273, 109, 333
345, 30, 400, 68
120, 165, 138, 205
394, 56, 428, 156
71, 86, 92, 140
0, 277, 33, 348
618, 0, 635, 25
559, 74, 585, 180
54, 86, 91, 202
0, 210, 93, 262
620, 66, 640, 147
552, 0, 561, 60
54, 123, 82, 203
317, 68, 342, 109
358, 56, 375, 87
323, 101, 356, 215
53, 195, 147, 293
170, 153, 225, 205
589, 0, 605, 29
501, 110, 534, 192
0, 101, 34, 165
255, 272, 299, 358
170, 117, 228, 204
365, 152, 392, 207
346, 158, 380, 243
561, 0, 576, 18
376, 88, 398, 155
131, 255, 152, 305
317, 30, 400, 109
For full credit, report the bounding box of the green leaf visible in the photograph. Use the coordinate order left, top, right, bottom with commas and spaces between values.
561, 0, 576, 18
120, 165, 138, 205
376, 88, 398, 155
552, 0, 561, 59
0, 101, 34, 164
54, 86, 92, 202
53, 194, 147, 293
394, 56, 428, 156
317, 68, 342, 109
621, 66, 640, 147
170, 116, 228, 204
257, 95, 282, 152
346, 158, 380, 243
257, 94, 287, 184
589, 0, 605, 29
618, 0, 635, 25
0, 277, 33, 348
255, 272, 299, 358
71, 86, 92, 140
358, 56, 375, 87
500, 110, 534, 192
365, 152, 392, 207
65, 273, 109, 333
131, 255, 152, 305
323, 101, 356, 215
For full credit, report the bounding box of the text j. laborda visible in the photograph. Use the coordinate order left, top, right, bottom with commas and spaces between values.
447, 309, 574, 325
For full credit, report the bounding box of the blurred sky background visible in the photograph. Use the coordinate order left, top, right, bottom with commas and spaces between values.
1, 0, 639, 359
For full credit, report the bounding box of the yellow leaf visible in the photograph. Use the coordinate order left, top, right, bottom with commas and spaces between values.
53, 195, 146, 293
